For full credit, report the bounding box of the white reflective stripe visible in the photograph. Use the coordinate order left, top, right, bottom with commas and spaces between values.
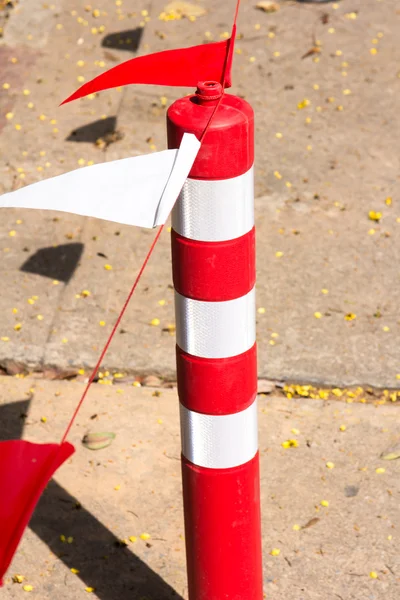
180, 398, 258, 469
171, 166, 254, 242
175, 287, 255, 358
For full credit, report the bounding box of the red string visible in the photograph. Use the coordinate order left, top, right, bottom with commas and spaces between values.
60, 0, 241, 444
60, 224, 164, 443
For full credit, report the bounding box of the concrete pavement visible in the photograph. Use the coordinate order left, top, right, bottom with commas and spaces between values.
0, 376, 399, 599
0, 1, 399, 385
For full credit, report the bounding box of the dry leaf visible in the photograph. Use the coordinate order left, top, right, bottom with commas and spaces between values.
163, 1, 206, 18
256, 1, 280, 13
302, 46, 321, 60
301, 517, 320, 530
380, 443, 400, 460
82, 432, 116, 450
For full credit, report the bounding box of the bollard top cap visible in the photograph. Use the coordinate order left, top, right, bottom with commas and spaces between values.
195, 81, 223, 105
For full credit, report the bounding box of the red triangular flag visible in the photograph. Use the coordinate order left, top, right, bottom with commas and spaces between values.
0, 440, 74, 586
61, 37, 235, 105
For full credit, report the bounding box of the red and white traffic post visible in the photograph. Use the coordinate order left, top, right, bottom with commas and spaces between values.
168, 81, 263, 599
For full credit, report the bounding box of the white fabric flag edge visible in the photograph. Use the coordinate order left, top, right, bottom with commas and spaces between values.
0, 133, 201, 229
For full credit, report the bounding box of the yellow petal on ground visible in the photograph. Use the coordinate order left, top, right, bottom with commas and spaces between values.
150, 318, 160, 326
282, 439, 298, 448
326, 462, 335, 469
71, 568, 80, 574
314, 312, 322, 319
12, 575, 25, 583
275, 251, 283, 258
345, 313, 356, 321
297, 98, 310, 110
320, 500, 329, 507
369, 572, 378, 579
339, 425, 347, 431
104, 264, 112, 270
375, 468, 385, 474
270, 548, 280, 556
85, 588, 95, 593
140, 532, 151, 540
23, 585, 33, 592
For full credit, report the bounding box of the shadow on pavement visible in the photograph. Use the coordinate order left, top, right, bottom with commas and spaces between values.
101, 28, 143, 52
66, 116, 118, 144
20, 243, 84, 283
0, 397, 182, 600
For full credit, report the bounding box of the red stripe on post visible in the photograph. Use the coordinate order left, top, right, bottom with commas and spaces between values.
176, 343, 257, 415
182, 452, 263, 600
171, 226, 255, 302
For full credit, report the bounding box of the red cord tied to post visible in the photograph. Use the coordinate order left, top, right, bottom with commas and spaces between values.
0, 0, 243, 588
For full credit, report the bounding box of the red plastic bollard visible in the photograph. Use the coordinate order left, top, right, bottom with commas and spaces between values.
168, 82, 263, 600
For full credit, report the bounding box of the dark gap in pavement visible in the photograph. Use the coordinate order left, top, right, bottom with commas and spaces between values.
20, 243, 84, 283
66, 116, 117, 144
101, 28, 143, 52
0, 398, 183, 599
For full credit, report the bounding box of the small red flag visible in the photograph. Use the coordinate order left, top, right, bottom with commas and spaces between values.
0, 441, 74, 586
61, 36, 235, 105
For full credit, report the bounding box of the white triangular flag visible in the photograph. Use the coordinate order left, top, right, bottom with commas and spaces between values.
0, 133, 200, 229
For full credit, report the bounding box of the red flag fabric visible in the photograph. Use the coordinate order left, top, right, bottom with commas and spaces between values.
0, 440, 74, 586
61, 37, 234, 105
